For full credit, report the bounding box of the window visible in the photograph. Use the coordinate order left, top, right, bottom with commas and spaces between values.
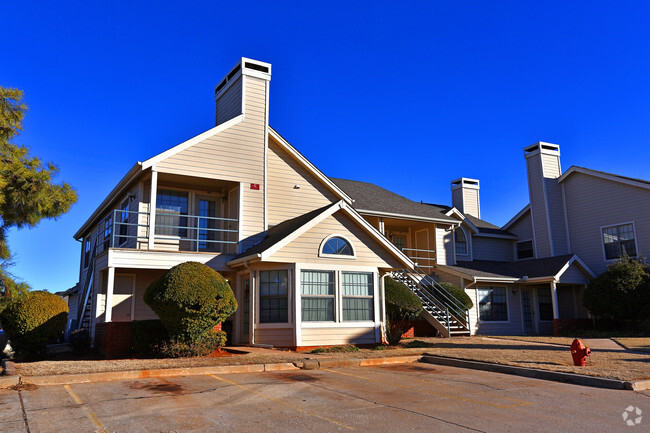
455, 229, 467, 255
602, 223, 637, 260
537, 287, 553, 321
477, 286, 508, 321
342, 272, 374, 321
101, 215, 113, 251
301, 271, 335, 321
83, 240, 91, 268
321, 236, 353, 256
118, 199, 130, 245
259, 270, 288, 323
516, 240, 534, 260
156, 189, 189, 237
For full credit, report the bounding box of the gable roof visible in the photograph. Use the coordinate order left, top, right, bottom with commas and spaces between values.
228, 200, 415, 269
501, 204, 531, 231
439, 254, 595, 282
330, 178, 458, 224
558, 165, 650, 190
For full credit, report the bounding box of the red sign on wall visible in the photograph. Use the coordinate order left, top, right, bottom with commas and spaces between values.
250, 183, 260, 190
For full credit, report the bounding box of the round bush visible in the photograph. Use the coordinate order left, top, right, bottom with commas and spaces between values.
0, 291, 68, 358
144, 262, 237, 355
385, 277, 422, 345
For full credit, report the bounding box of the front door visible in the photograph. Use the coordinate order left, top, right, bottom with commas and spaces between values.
240, 277, 250, 343
521, 289, 535, 334
414, 229, 431, 270
112, 275, 134, 322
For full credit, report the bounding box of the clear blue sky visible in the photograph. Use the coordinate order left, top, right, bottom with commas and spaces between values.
4, 1, 650, 292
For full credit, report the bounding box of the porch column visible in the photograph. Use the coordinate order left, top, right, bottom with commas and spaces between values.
147, 170, 158, 250
378, 218, 385, 235
104, 267, 115, 322
550, 280, 559, 320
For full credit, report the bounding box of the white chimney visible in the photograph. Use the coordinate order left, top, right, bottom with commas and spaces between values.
524, 142, 568, 258
451, 178, 481, 219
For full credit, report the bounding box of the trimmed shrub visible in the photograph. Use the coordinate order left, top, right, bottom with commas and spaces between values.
144, 262, 237, 357
584, 257, 650, 328
385, 277, 422, 345
431, 282, 474, 310
131, 320, 168, 357
0, 291, 68, 358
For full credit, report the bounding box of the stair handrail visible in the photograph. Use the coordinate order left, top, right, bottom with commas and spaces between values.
392, 270, 450, 318
76, 238, 97, 328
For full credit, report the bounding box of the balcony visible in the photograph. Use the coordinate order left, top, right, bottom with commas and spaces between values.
402, 247, 436, 270
94, 209, 239, 255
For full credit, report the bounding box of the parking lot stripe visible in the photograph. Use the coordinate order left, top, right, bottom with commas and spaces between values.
208, 374, 354, 430
322, 368, 532, 409
63, 385, 109, 433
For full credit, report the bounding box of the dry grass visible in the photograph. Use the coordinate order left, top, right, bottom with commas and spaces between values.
483, 336, 575, 346
13, 337, 650, 382
613, 338, 650, 353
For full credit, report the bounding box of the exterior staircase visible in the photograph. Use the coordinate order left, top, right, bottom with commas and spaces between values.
75, 240, 96, 332
392, 267, 470, 337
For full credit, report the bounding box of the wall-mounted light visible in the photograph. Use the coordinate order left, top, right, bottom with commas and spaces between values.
293, 184, 301, 189
512, 287, 518, 295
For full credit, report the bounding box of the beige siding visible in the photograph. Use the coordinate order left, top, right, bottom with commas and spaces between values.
472, 237, 513, 262
558, 264, 590, 284
509, 210, 534, 244
301, 327, 377, 346
267, 137, 337, 226
110, 250, 232, 272
435, 227, 454, 265
564, 172, 650, 274
216, 76, 242, 125
129, 269, 165, 321
471, 285, 523, 336
156, 75, 268, 250
255, 327, 293, 346
269, 212, 402, 269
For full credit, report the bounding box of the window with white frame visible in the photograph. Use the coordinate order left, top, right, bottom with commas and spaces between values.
477, 286, 508, 321
118, 198, 130, 246
101, 215, 112, 251
156, 189, 189, 237
259, 270, 288, 323
301, 271, 335, 321
83, 240, 91, 268
602, 223, 637, 260
537, 287, 553, 321
342, 272, 374, 321
455, 229, 467, 255
516, 240, 534, 259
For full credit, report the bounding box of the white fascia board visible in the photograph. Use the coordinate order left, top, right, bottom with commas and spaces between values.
226, 254, 262, 267
74, 162, 143, 240
268, 127, 353, 204
357, 209, 459, 226
444, 207, 479, 234
474, 276, 520, 283
558, 166, 650, 191
142, 114, 244, 169
554, 254, 597, 280
473, 232, 519, 240
519, 276, 555, 283
501, 204, 531, 231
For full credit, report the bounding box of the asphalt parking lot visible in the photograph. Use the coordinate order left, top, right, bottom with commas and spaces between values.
1, 362, 648, 432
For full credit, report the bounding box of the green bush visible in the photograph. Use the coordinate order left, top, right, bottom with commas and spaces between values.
385, 277, 422, 345
131, 320, 169, 357
584, 257, 650, 328
431, 282, 473, 310
144, 262, 237, 356
0, 291, 68, 358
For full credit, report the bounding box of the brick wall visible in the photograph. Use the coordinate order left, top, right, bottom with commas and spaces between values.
553, 318, 593, 336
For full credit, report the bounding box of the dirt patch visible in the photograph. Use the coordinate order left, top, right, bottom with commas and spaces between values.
128, 379, 185, 395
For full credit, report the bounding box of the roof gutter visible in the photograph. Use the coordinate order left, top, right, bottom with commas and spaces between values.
73, 162, 143, 240
356, 209, 459, 225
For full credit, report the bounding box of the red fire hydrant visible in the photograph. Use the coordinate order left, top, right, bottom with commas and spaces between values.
570, 338, 591, 366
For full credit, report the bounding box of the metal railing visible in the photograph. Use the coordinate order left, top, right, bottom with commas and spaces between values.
93, 209, 239, 254
401, 247, 436, 269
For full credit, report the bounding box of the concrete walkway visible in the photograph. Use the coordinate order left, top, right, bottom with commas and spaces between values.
580, 338, 626, 351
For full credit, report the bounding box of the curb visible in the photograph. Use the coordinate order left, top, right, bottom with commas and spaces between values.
421, 355, 631, 390
625, 380, 650, 391
3, 355, 421, 387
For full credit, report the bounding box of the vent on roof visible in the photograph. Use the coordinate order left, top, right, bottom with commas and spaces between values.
227, 64, 241, 80
215, 79, 227, 94
245, 62, 269, 73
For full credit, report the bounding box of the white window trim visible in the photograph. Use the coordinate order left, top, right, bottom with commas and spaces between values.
476, 286, 510, 323
318, 234, 356, 259
515, 239, 535, 261
300, 269, 337, 323
600, 221, 638, 263
256, 267, 292, 328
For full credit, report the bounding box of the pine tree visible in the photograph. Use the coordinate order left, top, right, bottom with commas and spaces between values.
0, 86, 77, 306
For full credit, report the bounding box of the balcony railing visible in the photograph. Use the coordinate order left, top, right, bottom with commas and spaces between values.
94, 209, 239, 254
402, 247, 436, 269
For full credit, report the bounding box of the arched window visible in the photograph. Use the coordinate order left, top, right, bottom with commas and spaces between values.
455, 228, 467, 255
321, 236, 353, 256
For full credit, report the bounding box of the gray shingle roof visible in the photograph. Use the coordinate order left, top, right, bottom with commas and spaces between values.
233, 203, 337, 260
463, 214, 514, 236
439, 254, 576, 279
330, 178, 457, 223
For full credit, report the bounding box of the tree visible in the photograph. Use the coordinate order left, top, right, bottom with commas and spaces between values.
583, 256, 650, 328
0, 87, 77, 303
